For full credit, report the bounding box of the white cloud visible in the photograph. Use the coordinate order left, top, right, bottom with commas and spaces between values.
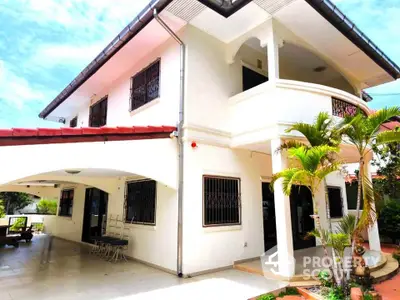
0, 60, 55, 109
0, 0, 151, 111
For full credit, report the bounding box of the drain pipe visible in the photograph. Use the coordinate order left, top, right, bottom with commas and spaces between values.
154, 9, 185, 278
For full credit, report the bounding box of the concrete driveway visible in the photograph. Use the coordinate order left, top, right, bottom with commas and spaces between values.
0, 235, 285, 300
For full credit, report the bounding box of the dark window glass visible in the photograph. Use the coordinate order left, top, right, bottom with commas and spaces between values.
69, 117, 78, 128
125, 180, 156, 224
242, 66, 268, 92
130, 60, 160, 111
328, 187, 344, 218
59, 189, 74, 217
203, 176, 241, 226
89, 96, 108, 127
345, 182, 363, 210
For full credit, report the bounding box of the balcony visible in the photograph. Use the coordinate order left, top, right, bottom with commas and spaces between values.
229, 79, 370, 147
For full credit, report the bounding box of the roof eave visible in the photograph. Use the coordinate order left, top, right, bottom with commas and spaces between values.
305, 0, 400, 81
39, 0, 175, 119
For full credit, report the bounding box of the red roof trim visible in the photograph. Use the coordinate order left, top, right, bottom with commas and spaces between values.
0, 125, 176, 147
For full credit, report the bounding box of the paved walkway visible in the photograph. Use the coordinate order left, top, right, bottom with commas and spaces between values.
373, 245, 400, 300
0, 235, 285, 300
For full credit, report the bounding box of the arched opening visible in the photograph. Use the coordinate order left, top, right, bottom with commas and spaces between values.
279, 43, 357, 95
231, 37, 269, 96
230, 39, 357, 96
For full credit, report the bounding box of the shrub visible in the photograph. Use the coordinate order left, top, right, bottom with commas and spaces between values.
326, 286, 345, 300
378, 200, 400, 244
34, 223, 44, 232
257, 293, 276, 300
10, 217, 26, 231
36, 199, 57, 215
317, 270, 333, 288
0, 200, 5, 218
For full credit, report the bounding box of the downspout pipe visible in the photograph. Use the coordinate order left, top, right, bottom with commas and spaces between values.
154, 9, 185, 278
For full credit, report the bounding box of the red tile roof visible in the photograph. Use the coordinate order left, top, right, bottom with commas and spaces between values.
0, 125, 176, 147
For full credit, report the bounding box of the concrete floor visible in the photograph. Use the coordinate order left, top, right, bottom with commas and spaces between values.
0, 235, 286, 300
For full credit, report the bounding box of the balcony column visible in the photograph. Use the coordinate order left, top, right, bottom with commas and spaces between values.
266, 22, 280, 82
365, 160, 381, 252
270, 138, 295, 278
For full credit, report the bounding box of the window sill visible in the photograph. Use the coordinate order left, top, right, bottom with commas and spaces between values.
130, 98, 160, 116
203, 225, 242, 233
58, 215, 73, 219
125, 223, 156, 231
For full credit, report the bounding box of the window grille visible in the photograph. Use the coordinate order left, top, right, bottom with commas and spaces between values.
332, 97, 364, 117
130, 60, 160, 111
59, 189, 74, 217
89, 96, 108, 127
203, 176, 241, 226
125, 180, 156, 225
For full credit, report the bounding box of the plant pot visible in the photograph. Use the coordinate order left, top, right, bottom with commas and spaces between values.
354, 266, 366, 276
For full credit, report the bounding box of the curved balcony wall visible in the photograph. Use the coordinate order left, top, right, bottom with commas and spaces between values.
229, 79, 370, 145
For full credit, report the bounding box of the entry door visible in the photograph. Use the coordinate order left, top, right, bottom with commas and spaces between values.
262, 182, 277, 251
290, 186, 316, 250
82, 188, 108, 243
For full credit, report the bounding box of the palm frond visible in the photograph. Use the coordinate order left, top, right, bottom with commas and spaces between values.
376, 130, 400, 145
286, 123, 325, 146
275, 140, 307, 154
314, 112, 332, 132
315, 161, 341, 181
337, 215, 357, 237
357, 174, 377, 231
367, 107, 400, 135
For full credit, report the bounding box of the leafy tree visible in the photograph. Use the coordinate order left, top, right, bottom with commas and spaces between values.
271, 145, 340, 283
0, 200, 5, 218
279, 112, 344, 232
378, 200, 400, 244
339, 107, 400, 232
372, 127, 400, 200
36, 199, 57, 215
0, 192, 33, 214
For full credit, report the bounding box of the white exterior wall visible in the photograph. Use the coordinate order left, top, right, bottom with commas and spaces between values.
182, 144, 272, 274
66, 36, 181, 128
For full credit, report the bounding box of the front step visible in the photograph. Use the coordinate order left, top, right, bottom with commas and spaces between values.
371, 254, 399, 283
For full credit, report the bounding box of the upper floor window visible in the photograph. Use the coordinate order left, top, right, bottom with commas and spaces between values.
130, 59, 160, 111
203, 175, 241, 226
89, 96, 108, 127
328, 186, 344, 218
59, 189, 74, 217
125, 180, 156, 225
69, 116, 78, 128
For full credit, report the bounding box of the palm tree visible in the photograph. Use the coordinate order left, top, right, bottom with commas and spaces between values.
271, 145, 341, 281
339, 107, 400, 233
279, 112, 343, 232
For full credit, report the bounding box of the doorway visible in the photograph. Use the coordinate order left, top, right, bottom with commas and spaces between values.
290, 186, 316, 250
82, 188, 108, 243
242, 66, 268, 92
262, 182, 277, 251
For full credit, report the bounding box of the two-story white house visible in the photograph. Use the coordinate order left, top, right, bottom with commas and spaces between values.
0, 0, 398, 279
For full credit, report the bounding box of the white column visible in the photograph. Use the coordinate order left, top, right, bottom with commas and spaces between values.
270, 138, 295, 277
267, 22, 280, 82
365, 161, 381, 252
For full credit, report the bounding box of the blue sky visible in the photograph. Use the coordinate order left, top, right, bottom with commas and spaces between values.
0, 0, 399, 128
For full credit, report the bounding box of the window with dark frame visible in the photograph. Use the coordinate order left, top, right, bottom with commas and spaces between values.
125, 180, 156, 224
203, 176, 241, 226
69, 116, 78, 128
89, 96, 108, 127
130, 60, 160, 111
328, 187, 344, 218
59, 189, 74, 217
